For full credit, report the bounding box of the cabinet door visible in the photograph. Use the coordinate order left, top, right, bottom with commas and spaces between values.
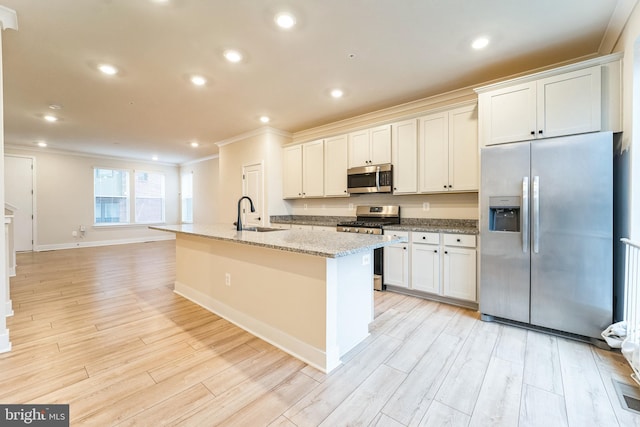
370, 124, 392, 165
479, 81, 536, 146
443, 246, 477, 301
391, 119, 418, 194
383, 244, 409, 288
411, 243, 440, 294
324, 134, 349, 197
302, 140, 324, 197
449, 104, 479, 191
419, 111, 449, 192
348, 130, 370, 168
537, 66, 601, 138
283, 145, 303, 198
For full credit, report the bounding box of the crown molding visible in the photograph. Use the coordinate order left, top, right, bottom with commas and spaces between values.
180, 154, 220, 167
215, 126, 292, 148
599, 0, 638, 54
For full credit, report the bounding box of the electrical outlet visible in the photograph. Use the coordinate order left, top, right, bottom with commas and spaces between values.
225, 273, 231, 286
362, 254, 370, 266
349, 203, 354, 210
423, 202, 430, 211
71, 230, 78, 237
79, 225, 86, 232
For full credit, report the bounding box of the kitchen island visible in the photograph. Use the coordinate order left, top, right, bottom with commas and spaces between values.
151, 224, 406, 373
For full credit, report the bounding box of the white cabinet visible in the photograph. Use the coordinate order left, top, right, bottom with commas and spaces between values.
324, 134, 349, 197
283, 145, 303, 198
442, 234, 477, 301
283, 140, 324, 198
391, 119, 418, 194
479, 65, 602, 146
419, 104, 478, 193
348, 124, 391, 168
302, 140, 324, 197
383, 231, 409, 288
408, 232, 477, 303
411, 232, 440, 293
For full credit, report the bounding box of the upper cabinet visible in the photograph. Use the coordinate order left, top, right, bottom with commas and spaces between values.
419, 103, 478, 193
391, 119, 418, 194
324, 134, 349, 197
283, 140, 324, 198
348, 124, 391, 168
476, 54, 622, 146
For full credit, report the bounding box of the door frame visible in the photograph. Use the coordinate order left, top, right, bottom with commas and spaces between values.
4, 154, 37, 251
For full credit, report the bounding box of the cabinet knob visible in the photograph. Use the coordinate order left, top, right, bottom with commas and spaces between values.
298, 193, 302, 196
422, 236, 426, 240
258, 217, 261, 221
394, 187, 397, 190
530, 131, 535, 135
403, 247, 407, 250
538, 130, 543, 134
444, 251, 448, 254
434, 249, 438, 253
448, 185, 452, 188
443, 185, 447, 189
456, 238, 461, 242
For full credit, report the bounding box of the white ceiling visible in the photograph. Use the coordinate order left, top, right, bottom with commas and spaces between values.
0, 0, 635, 165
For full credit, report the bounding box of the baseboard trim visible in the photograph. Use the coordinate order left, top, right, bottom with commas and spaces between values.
0, 329, 11, 353
5, 301, 13, 317
34, 234, 175, 252
174, 281, 330, 373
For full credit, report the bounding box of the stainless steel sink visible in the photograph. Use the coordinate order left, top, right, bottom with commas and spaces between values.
241, 227, 283, 232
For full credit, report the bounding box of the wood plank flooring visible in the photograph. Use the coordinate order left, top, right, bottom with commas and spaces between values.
1, 240, 639, 426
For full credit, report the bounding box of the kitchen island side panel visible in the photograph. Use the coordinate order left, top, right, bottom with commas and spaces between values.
172, 233, 372, 372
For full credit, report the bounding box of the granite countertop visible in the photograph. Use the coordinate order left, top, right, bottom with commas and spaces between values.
150, 224, 407, 258
270, 216, 479, 235
384, 219, 478, 235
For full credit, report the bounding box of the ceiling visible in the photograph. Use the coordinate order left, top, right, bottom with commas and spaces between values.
0, 0, 635, 165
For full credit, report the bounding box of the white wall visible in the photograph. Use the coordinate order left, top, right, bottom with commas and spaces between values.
4, 147, 179, 250
180, 156, 220, 225
218, 127, 290, 225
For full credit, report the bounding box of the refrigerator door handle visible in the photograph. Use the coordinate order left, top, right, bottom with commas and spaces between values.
522, 177, 529, 253
533, 175, 540, 253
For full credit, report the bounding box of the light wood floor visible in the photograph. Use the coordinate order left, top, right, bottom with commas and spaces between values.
2, 240, 639, 426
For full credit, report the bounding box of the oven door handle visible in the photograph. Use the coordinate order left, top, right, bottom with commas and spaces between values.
375, 166, 380, 191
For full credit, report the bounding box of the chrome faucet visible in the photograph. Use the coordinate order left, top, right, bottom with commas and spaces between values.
236, 196, 255, 231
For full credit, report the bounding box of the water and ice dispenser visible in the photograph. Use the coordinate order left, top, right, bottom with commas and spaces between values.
488, 196, 520, 232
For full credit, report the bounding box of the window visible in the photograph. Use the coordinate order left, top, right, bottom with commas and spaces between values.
181, 172, 193, 223
134, 171, 165, 223
94, 168, 130, 224
94, 168, 166, 225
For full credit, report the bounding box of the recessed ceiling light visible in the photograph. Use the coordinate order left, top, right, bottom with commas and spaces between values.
44, 115, 58, 122
152, 155, 159, 161
471, 37, 490, 50
330, 89, 344, 98
98, 64, 118, 75
260, 116, 270, 123
223, 49, 243, 63
190, 75, 206, 86
275, 12, 296, 29
36, 141, 47, 147
190, 141, 199, 148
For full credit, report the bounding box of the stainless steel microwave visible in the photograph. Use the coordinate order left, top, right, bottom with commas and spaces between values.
347, 164, 393, 194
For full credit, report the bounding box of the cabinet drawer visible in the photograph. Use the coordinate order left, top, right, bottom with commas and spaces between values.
385, 230, 409, 241
443, 234, 476, 248
412, 232, 440, 245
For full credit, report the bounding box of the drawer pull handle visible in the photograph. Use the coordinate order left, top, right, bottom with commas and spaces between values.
456, 238, 461, 242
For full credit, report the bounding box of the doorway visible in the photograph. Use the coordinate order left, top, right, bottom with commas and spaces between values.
4, 155, 35, 251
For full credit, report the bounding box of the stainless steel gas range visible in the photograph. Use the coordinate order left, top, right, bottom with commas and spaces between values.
336, 205, 400, 290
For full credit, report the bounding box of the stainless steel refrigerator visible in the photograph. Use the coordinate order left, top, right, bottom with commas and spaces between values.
480, 132, 613, 340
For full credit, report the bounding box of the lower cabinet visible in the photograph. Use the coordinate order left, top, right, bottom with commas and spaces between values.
386, 231, 477, 303
383, 231, 409, 288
